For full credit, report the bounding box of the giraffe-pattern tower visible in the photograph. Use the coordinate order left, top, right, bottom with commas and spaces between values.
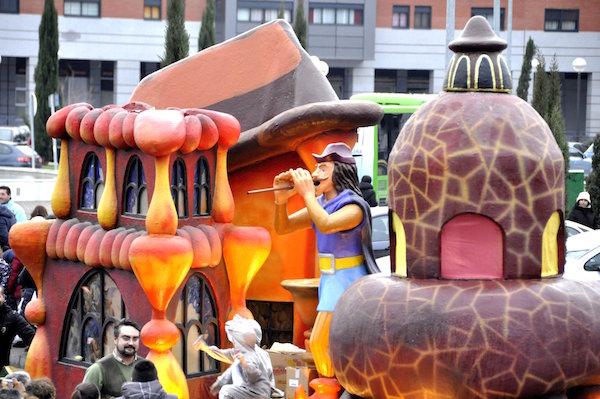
329, 16, 600, 399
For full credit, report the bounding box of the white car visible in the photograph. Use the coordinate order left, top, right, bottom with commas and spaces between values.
563, 245, 600, 282
565, 220, 593, 238
566, 229, 600, 261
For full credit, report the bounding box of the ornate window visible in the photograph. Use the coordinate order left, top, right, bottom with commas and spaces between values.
193, 157, 211, 216
173, 273, 220, 377
80, 152, 104, 210
123, 156, 148, 216
60, 269, 127, 365
171, 158, 188, 218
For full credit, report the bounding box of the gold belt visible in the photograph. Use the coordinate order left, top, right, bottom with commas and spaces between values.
318, 254, 364, 275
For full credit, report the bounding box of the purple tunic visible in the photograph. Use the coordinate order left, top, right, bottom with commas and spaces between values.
314, 189, 368, 312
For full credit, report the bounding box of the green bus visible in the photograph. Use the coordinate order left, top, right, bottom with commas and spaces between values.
351, 92, 436, 204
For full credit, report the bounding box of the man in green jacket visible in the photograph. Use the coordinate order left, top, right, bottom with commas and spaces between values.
83, 318, 143, 399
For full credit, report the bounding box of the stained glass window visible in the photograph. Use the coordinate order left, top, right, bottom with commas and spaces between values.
193, 157, 211, 216
80, 152, 104, 210
173, 273, 220, 376
123, 156, 148, 216
171, 158, 187, 218
60, 269, 127, 365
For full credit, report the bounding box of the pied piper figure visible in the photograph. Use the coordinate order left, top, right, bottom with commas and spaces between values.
273, 142, 380, 378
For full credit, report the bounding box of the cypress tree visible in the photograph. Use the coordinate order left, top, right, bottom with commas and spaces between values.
162, 0, 189, 67
33, 0, 59, 164
531, 52, 549, 120
198, 0, 215, 51
278, 0, 285, 19
587, 134, 600, 227
293, 0, 307, 49
547, 56, 569, 177
516, 37, 535, 101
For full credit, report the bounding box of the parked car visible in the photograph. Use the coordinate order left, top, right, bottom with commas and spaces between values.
371, 206, 389, 258
0, 140, 42, 168
585, 143, 594, 159
565, 220, 593, 238
563, 245, 600, 282
566, 229, 600, 261
568, 144, 592, 177
0, 126, 30, 144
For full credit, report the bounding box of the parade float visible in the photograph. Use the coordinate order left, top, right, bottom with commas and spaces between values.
8, 20, 382, 398
329, 16, 600, 399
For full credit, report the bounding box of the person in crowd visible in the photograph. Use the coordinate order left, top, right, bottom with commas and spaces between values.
5, 370, 31, 387
273, 142, 379, 379
83, 318, 143, 399
16, 262, 35, 319
568, 191, 597, 229
0, 187, 26, 224
0, 204, 15, 252
24, 377, 56, 399
0, 389, 21, 399
70, 382, 100, 399
358, 175, 377, 207
29, 206, 48, 221
0, 285, 35, 369
117, 359, 176, 399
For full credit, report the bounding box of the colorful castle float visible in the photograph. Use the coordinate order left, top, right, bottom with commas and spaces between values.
329, 17, 600, 399
8, 20, 382, 398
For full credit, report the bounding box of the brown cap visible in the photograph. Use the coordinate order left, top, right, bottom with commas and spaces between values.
312, 142, 355, 164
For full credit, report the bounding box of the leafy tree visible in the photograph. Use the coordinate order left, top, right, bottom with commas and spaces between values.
198, 0, 215, 51
162, 0, 189, 67
33, 0, 59, 164
293, 0, 307, 49
587, 134, 600, 225
516, 37, 535, 101
278, 0, 285, 19
531, 52, 549, 120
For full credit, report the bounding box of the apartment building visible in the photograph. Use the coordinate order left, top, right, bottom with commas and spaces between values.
0, 0, 598, 140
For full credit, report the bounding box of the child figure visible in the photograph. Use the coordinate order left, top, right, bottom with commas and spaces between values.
194, 315, 280, 399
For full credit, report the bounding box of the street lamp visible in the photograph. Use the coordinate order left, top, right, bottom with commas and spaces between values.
572, 57, 587, 142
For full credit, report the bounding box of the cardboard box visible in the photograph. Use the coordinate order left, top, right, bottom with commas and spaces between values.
267, 349, 307, 392
286, 366, 318, 399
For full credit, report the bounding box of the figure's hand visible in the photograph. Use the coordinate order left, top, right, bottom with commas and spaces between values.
236, 350, 247, 368
273, 169, 296, 204
210, 380, 222, 396
291, 168, 316, 200
192, 334, 208, 351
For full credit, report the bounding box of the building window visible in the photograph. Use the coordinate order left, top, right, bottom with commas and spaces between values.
100, 61, 114, 106
60, 269, 127, 365
472, 7, 505, 31
123, 156, 148, 216
237, 1, 292, 23
14, 58, 26, 118
247, 301, 293, 348
80, 152, 104, 211
171, 158, 187, 218
545, 9, 579, 32
144, 0, 160, 20
414, 6, 431, 29
140, 62, 161, 80
392, 5, 409, 29
64, 0, 100, 17
173, 273, 220, 377
193, 157, 211, 216
309, 3, 363, 25
0, 0, 19, 14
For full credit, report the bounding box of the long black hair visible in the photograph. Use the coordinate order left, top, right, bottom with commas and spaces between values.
332, 162, 362, 197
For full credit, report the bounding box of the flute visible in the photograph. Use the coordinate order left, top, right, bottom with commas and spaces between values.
247, 179, 323, 194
